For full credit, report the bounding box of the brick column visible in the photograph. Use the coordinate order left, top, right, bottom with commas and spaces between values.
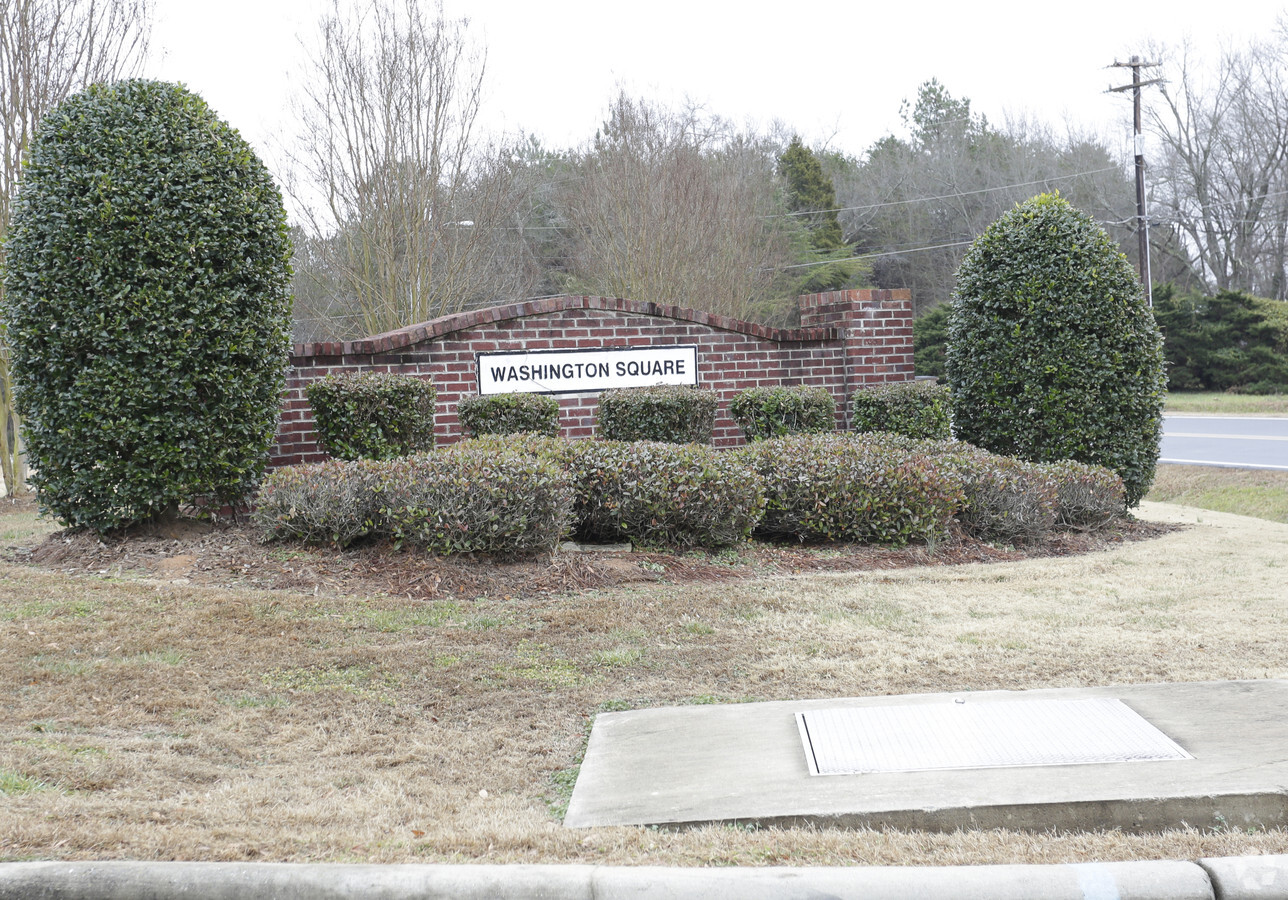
796, 289, 914, 428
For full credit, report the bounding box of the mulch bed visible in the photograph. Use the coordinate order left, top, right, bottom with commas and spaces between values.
3, 497, 1182, 602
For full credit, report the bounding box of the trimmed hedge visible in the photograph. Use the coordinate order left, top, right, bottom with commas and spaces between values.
254, 433, 1123, 557
254, 447, 571, 556
947, 193, 1166, 507
735, 433, 962, 545
376, 449, 571, 556
1039, 460, 1127, 530
566, 440, 763, 548
457, 392, 561, 437
850, 381, 952, 440
931, 448, 1058, 544
729, 386, 836, 441
3, 79, 292, 531
307, 372, 436, 460
252, 459, 384, 548
597, 385, 717, 444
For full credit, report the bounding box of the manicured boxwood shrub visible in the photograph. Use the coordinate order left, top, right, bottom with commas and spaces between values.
729, 385, 836, 441
307, 372, 436, 460
566, 440, 763, 548
735, 433, 962, 545
457, 392, 560, 437
2, 79, 292, 531
252, 459, 384, 548
1038, 460, 1126, 531
254, 446, 572, 556
947, 193, 1166, 507
850, 381, 952, 440
597, 385, 717, 444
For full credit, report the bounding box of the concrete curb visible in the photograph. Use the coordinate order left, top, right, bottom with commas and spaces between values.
0, 856, 1283, 899
1201, 855, 1288, 898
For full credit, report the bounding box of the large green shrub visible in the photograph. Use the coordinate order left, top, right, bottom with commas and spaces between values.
850, 381, 952, 440
456, 392, 560, 437
567, 440, 763, 547
946, 193, 1166, 507
2, 80, 292, 530
307, 372, 436, 460
597, 385, 717, 443
736, 433, 962, 545
729, 385, 835, 441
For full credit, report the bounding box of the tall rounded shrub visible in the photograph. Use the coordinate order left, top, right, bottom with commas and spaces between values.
946, 193, 1165, 507
2, 80, 292, 530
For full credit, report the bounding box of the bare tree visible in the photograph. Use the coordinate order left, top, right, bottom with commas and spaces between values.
0, 0, 151, 496
289, 0, 539, 338
1147, 36, 1288, 299
832, 81, 1135, 314
557, 94, 795, 320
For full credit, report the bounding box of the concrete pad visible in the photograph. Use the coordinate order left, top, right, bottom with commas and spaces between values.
565, 680, 1288, 831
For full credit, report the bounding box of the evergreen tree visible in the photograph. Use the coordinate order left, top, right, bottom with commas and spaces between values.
777, 136, 844, 250
777, 136, 863, 293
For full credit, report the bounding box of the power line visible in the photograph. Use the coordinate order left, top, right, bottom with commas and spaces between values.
765, 239, 977, 272
768, 165, 1123, 219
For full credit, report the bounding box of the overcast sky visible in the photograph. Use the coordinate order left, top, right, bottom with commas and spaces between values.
148, 1, 1280, 181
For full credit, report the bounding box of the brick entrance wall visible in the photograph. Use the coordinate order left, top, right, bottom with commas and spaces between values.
268, 289, 913, 469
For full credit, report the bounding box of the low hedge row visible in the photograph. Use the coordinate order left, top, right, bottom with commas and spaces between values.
932, 447, 1058, 544
850, 381, 952, 440
456, 392, 561, 437
306, 372, 437, 460
566, 440, 763, 547
729, 386, 836, 441
597, 385, 717, 444
735, 434, 962, 545
257, 434, 1127, 554
253, 446, 571, 555
917, 442, 1126, 544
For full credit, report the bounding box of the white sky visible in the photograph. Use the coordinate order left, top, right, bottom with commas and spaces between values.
148, 0, 1281, 203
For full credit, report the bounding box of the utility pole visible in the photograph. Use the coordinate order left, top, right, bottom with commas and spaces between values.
1110, 57, 1162, 307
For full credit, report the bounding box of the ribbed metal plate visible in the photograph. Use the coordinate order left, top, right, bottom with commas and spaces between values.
797, 698, 1193, 776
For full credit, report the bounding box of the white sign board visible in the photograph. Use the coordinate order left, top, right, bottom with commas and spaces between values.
476, 345, 699, 395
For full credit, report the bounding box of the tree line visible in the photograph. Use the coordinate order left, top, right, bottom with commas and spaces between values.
3, 0, 1288, 498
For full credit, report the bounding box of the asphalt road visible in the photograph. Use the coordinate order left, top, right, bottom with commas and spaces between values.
1161, 415, 1288, 470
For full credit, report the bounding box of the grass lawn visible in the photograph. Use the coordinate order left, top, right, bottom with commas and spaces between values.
1, 475, 1287, 867
1164, 392, 1288, 415
1148, 466, 1288, 524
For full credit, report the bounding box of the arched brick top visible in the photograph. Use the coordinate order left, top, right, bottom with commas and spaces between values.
292, 294, 845, 362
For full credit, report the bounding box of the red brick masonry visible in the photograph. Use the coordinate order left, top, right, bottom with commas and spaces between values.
269, 289, 913, 469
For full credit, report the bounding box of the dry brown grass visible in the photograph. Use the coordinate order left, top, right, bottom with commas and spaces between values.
2, 498, 1287, 866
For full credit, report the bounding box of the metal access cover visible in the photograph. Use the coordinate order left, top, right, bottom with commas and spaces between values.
797, 698, 1193, 776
